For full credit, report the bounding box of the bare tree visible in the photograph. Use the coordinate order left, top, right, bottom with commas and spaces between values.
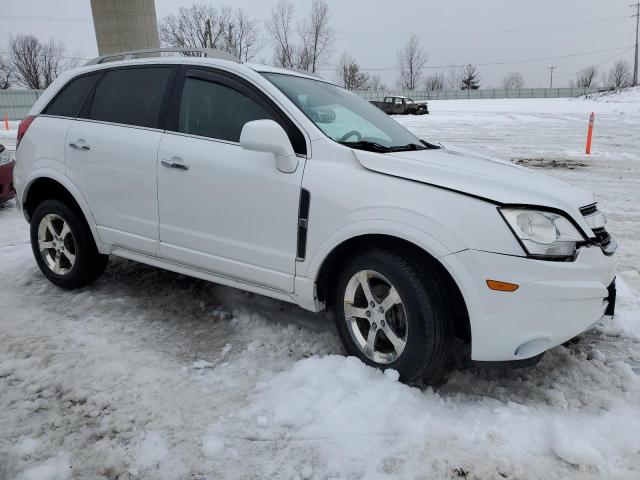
444, 65, 462, 90
607, 60, 632, 89
8, 34, 67, 89
335, 52, 369, 90
501, 72, 524, 89
367, 74, 387, 91
218, 7, 261, 61
395, 34, 428, 90
0, 55, 12, 89
266, 0, 334, 72
159, 4, 220, 50
298, 0, 334, 73
461, 64, 481, 90
265, 0, 297, 68
159, 4, 262, 61
574, 66, 598, 88
423, 72, 444, 91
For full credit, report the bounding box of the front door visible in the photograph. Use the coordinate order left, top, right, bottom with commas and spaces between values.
157, 68, 307, 292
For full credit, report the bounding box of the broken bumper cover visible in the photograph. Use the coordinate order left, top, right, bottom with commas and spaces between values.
442, 246, 616, 361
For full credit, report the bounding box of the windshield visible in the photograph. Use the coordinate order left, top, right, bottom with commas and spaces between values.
262, 72, 426, 152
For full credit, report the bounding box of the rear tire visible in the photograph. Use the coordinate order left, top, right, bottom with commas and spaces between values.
333, 248, 452, 384
30, 200, 108, 289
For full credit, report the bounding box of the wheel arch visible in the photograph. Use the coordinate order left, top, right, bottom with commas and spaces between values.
313, 233, 471, 343
22, 172, 105, 253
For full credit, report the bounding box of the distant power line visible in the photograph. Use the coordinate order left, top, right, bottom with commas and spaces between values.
334, 15, 632, 37
0, 15, 92, 22
555, 47, 635, 79
318, 45, 635, 71
0, 51, 92, 61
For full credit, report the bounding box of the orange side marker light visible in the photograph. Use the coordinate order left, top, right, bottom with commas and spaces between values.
486, 279, 519, 292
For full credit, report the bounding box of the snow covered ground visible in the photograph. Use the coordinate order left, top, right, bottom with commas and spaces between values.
1, 91, 640, 480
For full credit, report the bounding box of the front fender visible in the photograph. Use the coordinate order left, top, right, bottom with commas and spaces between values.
293, 216, 461, 312
303, 215, 458, 280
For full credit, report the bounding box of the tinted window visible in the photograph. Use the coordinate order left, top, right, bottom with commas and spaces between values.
43, 73, 100, 118
89, 67, 172, 128
178, 77, 274, 142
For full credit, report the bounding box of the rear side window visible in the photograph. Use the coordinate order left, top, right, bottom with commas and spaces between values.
43, 73, 100, 118
88, 67, 173, 128
178, 77, 274, 142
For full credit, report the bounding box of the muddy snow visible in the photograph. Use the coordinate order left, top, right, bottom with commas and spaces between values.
1, 91, 640, 480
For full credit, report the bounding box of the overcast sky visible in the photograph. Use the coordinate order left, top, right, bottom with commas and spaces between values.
1, 0, 637, 88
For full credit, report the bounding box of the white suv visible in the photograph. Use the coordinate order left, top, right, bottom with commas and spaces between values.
13, 49, 616, 383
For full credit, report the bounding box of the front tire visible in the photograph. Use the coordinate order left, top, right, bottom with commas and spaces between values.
30, 200, 108, 289
333, 248, 451, 384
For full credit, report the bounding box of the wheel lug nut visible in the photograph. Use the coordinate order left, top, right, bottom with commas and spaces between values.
365, 310, 371, 317
378, 306, 384, 313
381, 320, 385, 327
370, 301, 375, 308
372, 323, 377, 330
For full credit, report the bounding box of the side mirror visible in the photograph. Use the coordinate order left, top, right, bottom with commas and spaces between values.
239, 120, 298, 173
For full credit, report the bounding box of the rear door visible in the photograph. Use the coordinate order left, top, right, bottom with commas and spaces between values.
66, 65, 175, 255
156, 67, 308, 292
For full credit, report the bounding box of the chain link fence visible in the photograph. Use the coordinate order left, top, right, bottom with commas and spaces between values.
357, 87, 603, 101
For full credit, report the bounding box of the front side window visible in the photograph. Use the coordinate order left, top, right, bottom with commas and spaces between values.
88, 67, 173, 128
177, 77, 274, 142
394, 98, 403, 105
43, 73, 101, 118
263, 73, 425, 152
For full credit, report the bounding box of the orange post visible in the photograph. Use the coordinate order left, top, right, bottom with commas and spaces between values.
3, 113, 8, 131
585, 112, 595, 155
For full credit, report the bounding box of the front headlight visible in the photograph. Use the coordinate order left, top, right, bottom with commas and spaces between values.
500, 207, 586, 259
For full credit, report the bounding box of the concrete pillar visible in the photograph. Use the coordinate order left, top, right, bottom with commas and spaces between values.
90, 0, 160, 55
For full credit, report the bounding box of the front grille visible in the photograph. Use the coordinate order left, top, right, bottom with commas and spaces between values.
580, 203, 615, 254
579, 203, 598, 216
592, 227, 612, 249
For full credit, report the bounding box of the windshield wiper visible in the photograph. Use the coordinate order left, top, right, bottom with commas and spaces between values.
388, 143, 428, 152
338, 140, 392, 153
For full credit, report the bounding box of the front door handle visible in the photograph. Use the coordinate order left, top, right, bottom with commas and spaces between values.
161, 159, 190, 171
69, 140, 90, 151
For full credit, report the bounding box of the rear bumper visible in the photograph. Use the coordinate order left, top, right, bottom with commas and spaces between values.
443, 246, 616, 361
0, 161, 15, 201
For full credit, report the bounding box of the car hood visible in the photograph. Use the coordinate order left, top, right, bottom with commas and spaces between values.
353, 146, 595, 223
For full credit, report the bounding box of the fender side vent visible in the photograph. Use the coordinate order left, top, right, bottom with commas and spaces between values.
296, 189, 311, 261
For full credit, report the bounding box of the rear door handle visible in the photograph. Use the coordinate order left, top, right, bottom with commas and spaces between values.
161, 159, 189, 171
69, 140, 90, 151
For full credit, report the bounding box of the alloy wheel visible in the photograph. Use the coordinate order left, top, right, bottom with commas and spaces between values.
343, 269, 408, 364
37, 213, 76, 275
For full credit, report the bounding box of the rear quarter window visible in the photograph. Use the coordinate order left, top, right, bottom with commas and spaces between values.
42, 73, 101, 118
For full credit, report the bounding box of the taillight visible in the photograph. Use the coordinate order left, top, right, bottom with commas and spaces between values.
17, 115, 36, 147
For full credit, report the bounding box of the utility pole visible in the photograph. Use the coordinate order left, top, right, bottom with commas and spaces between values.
548, 66, 557, 88
632, 2, 640, 86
